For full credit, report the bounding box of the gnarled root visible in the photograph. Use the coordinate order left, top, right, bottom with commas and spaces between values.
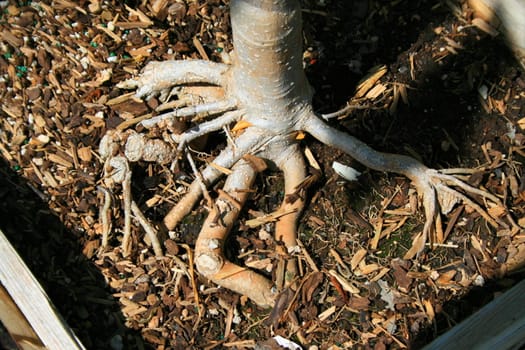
118, 60, 230, 100
163, 128, 268, 230
265, 142, 307, 290
195, 159, 277, 307
302, 113, 509, 259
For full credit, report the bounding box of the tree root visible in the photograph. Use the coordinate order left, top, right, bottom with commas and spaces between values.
100, 45, 515, 306
117, 60, 230, 100
265, 142, 307, 289
194, 159, 277, 307
302, 112, 510, 259
163, 128, 269, 230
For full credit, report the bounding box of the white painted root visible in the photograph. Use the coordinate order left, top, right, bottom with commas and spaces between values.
140, 99, 238, 129
118, 60, 230, 100
170, 110, 243, 146
194, 159, 277, 307
163, 128, 269, 230
303, 113, 505, 258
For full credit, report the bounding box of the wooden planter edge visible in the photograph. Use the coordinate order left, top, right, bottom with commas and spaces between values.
0, 228, 86, 350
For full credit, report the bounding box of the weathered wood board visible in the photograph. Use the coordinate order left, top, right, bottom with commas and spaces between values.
0, 229, 85, 350
424, 278, 525, 350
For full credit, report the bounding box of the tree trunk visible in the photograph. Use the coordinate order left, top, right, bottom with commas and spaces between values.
229, 0, 313, 131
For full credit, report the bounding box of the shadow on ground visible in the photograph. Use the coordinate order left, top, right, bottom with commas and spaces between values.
0, 159, 146, 349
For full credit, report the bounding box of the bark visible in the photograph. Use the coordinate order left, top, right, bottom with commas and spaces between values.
229, 0, 313, 131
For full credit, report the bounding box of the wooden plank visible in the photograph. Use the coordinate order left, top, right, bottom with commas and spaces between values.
424, 279, 525, 350
0, 229, 86, 350
0, 284, 44, 350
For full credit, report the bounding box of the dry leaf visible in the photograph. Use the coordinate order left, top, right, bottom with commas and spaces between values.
301, 271, 324, 303
328, 269, 360, 294
243, 154, 268, 172
231, 120, 252, 132
423, 299, 435, 321
435, 270, 457, 286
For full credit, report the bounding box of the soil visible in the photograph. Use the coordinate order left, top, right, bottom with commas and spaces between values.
0, 0, 524, 349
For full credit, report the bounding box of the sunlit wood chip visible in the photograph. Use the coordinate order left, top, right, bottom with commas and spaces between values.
350, 248, 367, 271
360, 263, 380, 275
48, 153, 73, 168
77, 146, 93, 162
365, 83, 387, 99
355, 65, 387, 98
488, 205, 507, 218
125, 5, 153, 25
328, 269, 360, 294
318, 305, 337, 321
304, 145, 321, 170
145, 194, 161, 208
472, 17, 499, 37
443, 37, 464, 50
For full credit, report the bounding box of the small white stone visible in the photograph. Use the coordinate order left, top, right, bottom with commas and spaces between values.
473, 274, 485, 287
36, 134, 50, 145
478, 85, 489, 100
332, 161, 361, 181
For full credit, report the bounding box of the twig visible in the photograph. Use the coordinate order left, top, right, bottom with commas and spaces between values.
131, 201, 163, 257
97, 186, 112, 249
186, 149, 214, 209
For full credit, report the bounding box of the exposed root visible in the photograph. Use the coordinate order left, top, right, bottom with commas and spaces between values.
98, 0, 516, 308
98, 186, 112, 250
265, 143, 307, 289
131, 201, 163, 257
118, 60, 230, 100
141, 99, 238, 129
194, 160, 276, 307
163, 128, 269, 230
170, 110, 243, 146
302, 113, 508, 259
103, 156, 133, 257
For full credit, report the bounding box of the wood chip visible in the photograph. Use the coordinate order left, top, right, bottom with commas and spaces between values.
472, 18, 499, 37
355, 65, 388, 98
318, 305, 337, 321
350, 248, 367, 271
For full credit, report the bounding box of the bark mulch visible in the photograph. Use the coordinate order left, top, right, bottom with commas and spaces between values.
0, 0, 524, 349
